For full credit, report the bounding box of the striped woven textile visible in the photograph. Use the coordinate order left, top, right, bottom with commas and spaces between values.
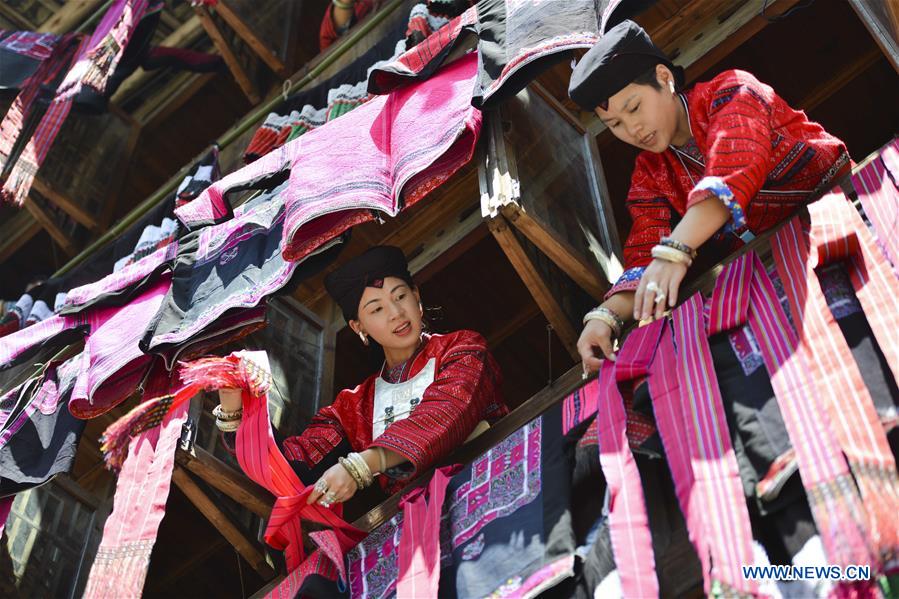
852, 139, 899, 277
83, 400, 188, 599
773, 191, 899, 574
719, 252, 876, 592
1, 35, 90, 206
671, 295, 759, 596
225, 352, 364, 596
596, 324, 661, 599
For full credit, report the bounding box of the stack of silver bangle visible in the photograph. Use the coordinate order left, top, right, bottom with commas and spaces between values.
213, 404, 242, 432
583, 306, 625, 338
651, 237, 695, 266
339, 452, 374, 490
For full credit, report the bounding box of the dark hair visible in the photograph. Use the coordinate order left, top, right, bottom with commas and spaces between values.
631, 65, 664, 90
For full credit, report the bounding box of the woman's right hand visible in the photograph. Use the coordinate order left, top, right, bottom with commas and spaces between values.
577, 319, 616, 374
218, 388, 243, 412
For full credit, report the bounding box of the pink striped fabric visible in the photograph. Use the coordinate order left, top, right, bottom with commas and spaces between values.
83, 400, 188, 599
852, 145, 899, 276
396, 466, 456, 599
55, 0, 150, 100
229, 352, 364, 596
643, 321, 711, 591
720, 252, 875, 587
773, 192, 899, 573
671, 295, 759, 596
596, 325, 660, 599
1, 35, 91, 206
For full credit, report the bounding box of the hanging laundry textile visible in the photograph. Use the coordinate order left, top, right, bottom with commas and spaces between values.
0, 352, 85, 497
175, 144, 220, 206
772, 191, 899, 573
178, 54, 481, 263
177, 352, 366, 597
692, 252, 881, 592
594, 330, 661, 598
55, 0, 152, 100
347, 512, 403, 599
82, 399, 188, 599
243, 4, 448, 163
438, 403, 577, 598
0, 30, 62, 90
368, 0, 642, 108
141, 185, 346, 356
852, 138, 899, 277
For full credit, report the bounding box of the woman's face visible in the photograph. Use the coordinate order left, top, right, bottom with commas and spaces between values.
595, 65, 683, 152
351, 276, 423, 352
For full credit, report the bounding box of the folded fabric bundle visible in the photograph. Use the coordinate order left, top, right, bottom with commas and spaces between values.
177, 53, 482, 264
143, 184, 346, 355
0, 352, 86, 498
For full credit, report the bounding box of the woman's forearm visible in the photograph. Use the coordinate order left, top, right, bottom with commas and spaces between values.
601, 291, 636, 323
668, 196, 732, 249
360, 447, 405, 474
218, 388, 242, 411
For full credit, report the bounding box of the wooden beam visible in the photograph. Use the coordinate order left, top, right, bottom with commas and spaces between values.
848, 0, 899, 75
23, 200, 76, 256
171, 466, 276, 580
798, 45, 883, 113
138, 71, 217, 128
0, 211, 42, 263
195, 6, 260, 104
487, 215, 580, 360
501, 205, 609, 300
212, 0, 289, 77
0, 4, 37, 30
111, 15, 205, 106
31, 179, 99, 232
38, 0, 105, 33
175, 446, 273, 518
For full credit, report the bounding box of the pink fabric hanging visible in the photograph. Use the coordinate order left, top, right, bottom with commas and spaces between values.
176, 352, 365, 597
55, 0, 151, 100
595, 328, 660, 599
396, 466, 457, 599
0, 496, 13, 537
83, 400, 188, 599
671, 295, 759, 596
773, 191, 899, 573
175, 54, 482, 264
852, 142, 899, 277
714, 252, 876, 593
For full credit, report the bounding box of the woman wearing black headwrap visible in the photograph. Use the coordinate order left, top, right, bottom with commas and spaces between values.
218, 245, 508, 508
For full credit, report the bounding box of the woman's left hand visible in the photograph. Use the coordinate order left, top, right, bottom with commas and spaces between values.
633, 258, 688, 322
307, 462, 358, 506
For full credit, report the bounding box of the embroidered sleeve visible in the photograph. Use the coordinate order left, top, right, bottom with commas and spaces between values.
608, 157, 676, 299
687, 73, 775, 228
280, 403, 349, 468
369, 332, 505, 477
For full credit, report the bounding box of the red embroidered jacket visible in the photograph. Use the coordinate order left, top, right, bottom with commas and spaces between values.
281, 329, 508, 493
609, 69, 850, 297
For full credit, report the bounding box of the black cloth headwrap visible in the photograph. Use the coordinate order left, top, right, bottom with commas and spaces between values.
324, 245, 413, 321
568, 19, 684, 112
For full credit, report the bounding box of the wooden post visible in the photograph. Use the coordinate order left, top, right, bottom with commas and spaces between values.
195, 6, 261, 104
501, 205, 609, 300
211, 1, 289, 78
31, 179, 99, 232
0, 212, 42, 263
175, 446, 274, 518
38, 0, 105, 33
171, 466, 276, 580
487, 215, 580, 360
23, 200, 76, 256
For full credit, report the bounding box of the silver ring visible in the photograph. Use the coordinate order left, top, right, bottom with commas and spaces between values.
653, 292, 666, 304
325, 492, 339, 504
645, 281, 661, 294
318, 499, 331, 508
314, 479, 328, 494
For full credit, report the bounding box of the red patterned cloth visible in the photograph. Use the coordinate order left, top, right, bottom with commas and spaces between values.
610, 69, 850, 297
281, 330, 508, 494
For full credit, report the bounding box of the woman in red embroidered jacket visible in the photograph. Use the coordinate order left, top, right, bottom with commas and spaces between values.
218, 245, 507, 508
569, 20, 850, 369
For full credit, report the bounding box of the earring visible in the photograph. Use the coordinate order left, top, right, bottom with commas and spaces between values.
358, 331, 369, 346
668, 80, 676, 94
